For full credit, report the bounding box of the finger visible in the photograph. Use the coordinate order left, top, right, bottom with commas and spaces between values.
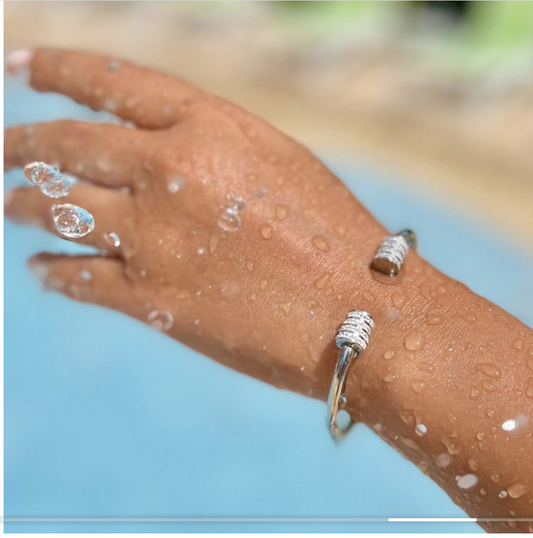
28, 253, 142, 314
23, 48, 207, 129
5, 120, 150, 189
5, 184, 136, 254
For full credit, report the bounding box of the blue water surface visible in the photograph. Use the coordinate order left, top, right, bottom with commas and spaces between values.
5, 77, 533, 533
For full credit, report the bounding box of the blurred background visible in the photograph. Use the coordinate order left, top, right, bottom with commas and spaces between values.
4, 1, 533, 534
5, 0, 533, 246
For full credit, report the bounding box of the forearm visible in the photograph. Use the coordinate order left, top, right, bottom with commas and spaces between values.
195, 194, 533, 532
285, 237, 533, 532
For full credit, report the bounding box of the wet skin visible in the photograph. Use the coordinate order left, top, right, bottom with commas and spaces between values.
4, 49, 533, 532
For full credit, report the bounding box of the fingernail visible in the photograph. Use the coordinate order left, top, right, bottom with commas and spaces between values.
6, 48, 34, 76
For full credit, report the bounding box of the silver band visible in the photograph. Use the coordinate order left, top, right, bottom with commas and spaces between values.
371, 229, 416, 277
328, 310, 374, 441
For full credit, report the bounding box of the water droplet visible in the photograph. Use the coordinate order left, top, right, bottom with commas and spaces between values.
217, 210, 241, 233
313, 273, 330, 290
217, 197, 246, 233
436, 453, 452, 468
24, 162, 70, 198
275, 204, 289, 221
468, 459, 478, 471
400, 411, 414, 425
103, 98, 118, 113
227, 196, 246, 212
415, 424, 427, 436
512, 339, 524, 350
392, 290, 406, 310
147, 310, 173, 331
383, 350, 395, 360
456, 474, 478, 489
254, 186, 269, 199
260, 280, 268, 290
383, 373, 396, 383
336, 409, 351, 430
401, 436, 420, 450
197, 247, 205, 255
502, 414, 528, 431
477, 363, 501, 380
476, 431, 485, 441
209, 234, 219, 254
80, 270, 92, 281
442, 438, 461, 455
404, 330, 426, 351
246, 261, 254, 272
52, 204, 95, 239
482, 379, 496, 392
311, 235, 330, 252
480, 488, 486, 496
507, 482, 530, 499
491, 474, 500, 483
105, 232, 121, 247
278, 303, 291, 315
24, 162, 53, 185
502, 419, 517, 432
410, 379, 426, 394
260, 224, 273, 239
40, 173, 71, 198
486, 409, 495, 418
470, 387, 480, 399
168, 176, 186, 193
107, 60, 121, 71
426, 312, 442, 325
363, 291, 375, 302
418, 362, 435, 373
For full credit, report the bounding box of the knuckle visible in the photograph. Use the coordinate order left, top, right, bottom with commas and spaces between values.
144, 140, 186, 180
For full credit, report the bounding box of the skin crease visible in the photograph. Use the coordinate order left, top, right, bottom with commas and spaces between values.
4, 49, 533, 533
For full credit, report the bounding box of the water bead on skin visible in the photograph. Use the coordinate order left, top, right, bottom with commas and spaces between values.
167, 176, 186, 193
52, 203, 95, 239
507, 482, 531, 499
501, 414, 528, 432
226, 196, 246, 213
415, 424, 427, 436
24, 162, 52, 185
147, 310, 174, 332
217, 196, 246, 233
217, 211, 241, 233
105, 232, 121, 248
80, 270, 92, 281
436, 453, 452, 468
456, 474, 479, 489
260, 224, 273, 239
23, 162, 70, 198
107, 60, 121, 72
40, 173, 71, 198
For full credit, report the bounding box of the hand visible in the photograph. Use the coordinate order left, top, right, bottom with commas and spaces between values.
7, 50, 533, 530
5, 49, 388, 398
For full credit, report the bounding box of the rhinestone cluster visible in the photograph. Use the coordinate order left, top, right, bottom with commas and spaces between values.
335, 310, 375, 352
